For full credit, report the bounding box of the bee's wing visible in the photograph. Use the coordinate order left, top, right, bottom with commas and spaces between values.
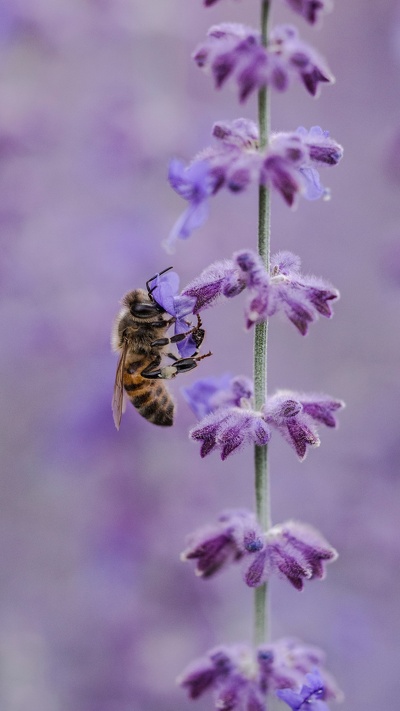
112, 339, 129, 430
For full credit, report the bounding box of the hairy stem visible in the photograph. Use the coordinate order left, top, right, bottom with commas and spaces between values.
254, 0, 271, 647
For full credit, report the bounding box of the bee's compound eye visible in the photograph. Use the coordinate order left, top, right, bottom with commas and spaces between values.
131, 302, 162, 318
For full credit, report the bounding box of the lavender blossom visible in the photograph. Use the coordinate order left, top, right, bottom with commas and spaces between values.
183, 374, 253, 419
181, 257, 244, 312
166, 159, 215, 249
181, 509, 264, 578
245, 520, 338, 590
190, 407, 271, 460
167, 120, 342, 243
150, 269, 199, 357
265, 128, 342, 206
263, 391, 344, 461
234, 249, 339, 334
178, 639, 341, 709
271, 25, 334, 98
277, 668, 329, 711
193, 23, 334, 103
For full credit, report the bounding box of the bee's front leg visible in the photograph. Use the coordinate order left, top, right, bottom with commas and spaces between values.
151, 315, 204, 349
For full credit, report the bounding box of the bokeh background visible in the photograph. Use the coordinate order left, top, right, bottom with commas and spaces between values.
1, 1, 399, 709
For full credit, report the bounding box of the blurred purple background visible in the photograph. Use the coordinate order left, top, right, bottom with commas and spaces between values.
1, 1, 399, 710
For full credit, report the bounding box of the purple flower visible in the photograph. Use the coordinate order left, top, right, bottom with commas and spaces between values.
263, 391, 344, 461
282, 0, 333, 26
190, 407, 271, 460
233, 249, 339, 334
166, 158, 215, 251
277, 668, 329, 710
181, 509, 264, 578
181, 257, 245, 313
271, 25, 334, 98
183, 374, 253, 419
265, 128, 342, 206
178, 639, 342, 709
193, 23, 334, 103
150, 269, 199, 357
297, 125, 343, 166
178, 646, 235, 699
245, 521, 338, 590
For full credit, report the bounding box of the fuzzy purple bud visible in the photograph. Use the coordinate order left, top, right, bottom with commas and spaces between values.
266, 521, 337, 590
181, 259, 244, 313
263, 391, 344, 460
233, 249, 339, 334
178, 646, 235, 699
244, 521, 337, 590
296, 125, 343, 166
190, 407, 271, 460
181, 509, 264, 578
270, 25, 334, 98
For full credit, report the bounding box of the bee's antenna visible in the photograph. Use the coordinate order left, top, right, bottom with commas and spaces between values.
146, 266, 174, 295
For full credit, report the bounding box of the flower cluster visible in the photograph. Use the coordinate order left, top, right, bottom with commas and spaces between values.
182, 510, 338, 591
178, 638, 342, 711
167, 119, 342, 247
193, 23, 334, 102
185, 374, 343, 461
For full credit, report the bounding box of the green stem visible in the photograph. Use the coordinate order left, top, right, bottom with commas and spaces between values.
254, 0, 271, 648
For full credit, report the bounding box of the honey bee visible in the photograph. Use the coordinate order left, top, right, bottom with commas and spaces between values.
112, 267, 211, 428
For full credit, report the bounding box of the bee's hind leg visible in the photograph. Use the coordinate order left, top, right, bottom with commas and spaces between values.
141, 351, 212, 380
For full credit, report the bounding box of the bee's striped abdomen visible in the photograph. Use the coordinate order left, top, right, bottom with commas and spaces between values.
123, 372, 174, 426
